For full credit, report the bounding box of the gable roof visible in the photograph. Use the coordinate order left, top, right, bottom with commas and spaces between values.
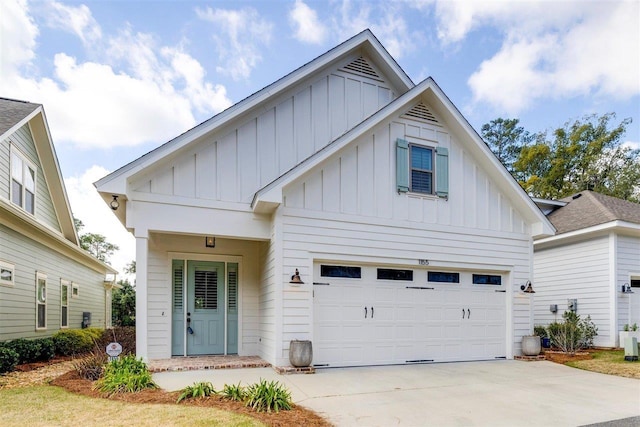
0, 97, 116, 274
0, 97, 40, 136
94, 29, 414, 196
253, 77, 555, 238
546, 191, 640, 234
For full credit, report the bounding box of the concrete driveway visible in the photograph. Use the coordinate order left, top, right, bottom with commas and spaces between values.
153, 360, 640, 426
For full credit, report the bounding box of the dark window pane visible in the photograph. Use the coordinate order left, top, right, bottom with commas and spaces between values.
428, 272, 460, 283
321, 265, 362, 278
12, 180, 22, 206
62, 306, 68, 327
377, 268, 413, 281
25, 190, 34, 214
472, 274, 502, 285
411, 170, 432, 194
37, 304, 46, 328
411, 145, 432, 170
631, 279, 640, 288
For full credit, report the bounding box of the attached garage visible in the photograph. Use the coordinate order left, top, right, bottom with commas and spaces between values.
313, 263, 507, 367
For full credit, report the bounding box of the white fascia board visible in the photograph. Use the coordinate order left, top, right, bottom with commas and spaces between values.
534, 221, 640, 247
423, 81, 555, 237
252, 79, 435, 212
95, 30, 411, 191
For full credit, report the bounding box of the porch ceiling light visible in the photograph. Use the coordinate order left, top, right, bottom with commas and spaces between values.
521, 280, 535, 293
110, 195, 120, 211
290, 269, 304, 284
205, 236, 216, 248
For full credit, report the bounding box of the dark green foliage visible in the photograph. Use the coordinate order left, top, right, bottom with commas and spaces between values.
96, 327, 136, 356
3, 338, 55, 364
73, 349, 107, 380
94, 355, 157, 395
177, 382, 217, 403
245, 379, 292, 413
53, 329, 95, 356
548, 311, 599, 354
112, 280, 136, 327
534, 325, 549, 339
74, 218, 119, 263
481, 118, 532, 177
0, 346, 19, 374
221, 382, 246, 401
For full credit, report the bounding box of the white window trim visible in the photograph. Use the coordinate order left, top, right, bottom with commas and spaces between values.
0, 260, 15, 287
61, 279, 70, 329
72, 282, 79, 298
9, 144, 37, 215
408, 143, 435, 196
36, 272, 47, 330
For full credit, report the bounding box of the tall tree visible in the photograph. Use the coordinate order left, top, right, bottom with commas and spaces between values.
112, 278, 135, 326
74, 218, 120, 263
481, 118, 533, 176
513, 113, 637, 201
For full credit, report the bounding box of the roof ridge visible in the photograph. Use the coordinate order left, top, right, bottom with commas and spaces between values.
582, 190, 616, 219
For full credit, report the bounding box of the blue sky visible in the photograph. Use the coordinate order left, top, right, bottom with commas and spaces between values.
1, 0, 639, 275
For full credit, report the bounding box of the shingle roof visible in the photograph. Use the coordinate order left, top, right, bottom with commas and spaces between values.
547, 190, 640, 234
0, 97, 40, 137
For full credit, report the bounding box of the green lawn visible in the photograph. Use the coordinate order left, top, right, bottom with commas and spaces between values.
566, 349, 640, 379
0, 386, 263, 427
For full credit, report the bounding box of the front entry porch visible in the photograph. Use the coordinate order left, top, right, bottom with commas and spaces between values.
148, 355, 270, 373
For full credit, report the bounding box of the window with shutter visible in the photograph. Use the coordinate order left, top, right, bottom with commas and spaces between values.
194, 269, 218, 309
396, 138, 449, 199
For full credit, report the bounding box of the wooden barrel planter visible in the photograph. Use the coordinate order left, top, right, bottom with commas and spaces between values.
289, 340, 313, 367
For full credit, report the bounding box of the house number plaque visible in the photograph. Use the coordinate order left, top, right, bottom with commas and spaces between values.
418, 259, 429, 265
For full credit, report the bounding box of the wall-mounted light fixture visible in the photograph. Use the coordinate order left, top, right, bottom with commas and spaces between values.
520, 280, 535, 293
622, 283, 634, 294
205, 236, 216, 248
290, 269, 304, 285
110, 195, 120, 211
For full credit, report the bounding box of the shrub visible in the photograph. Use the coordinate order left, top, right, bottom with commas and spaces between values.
221, 382, 246, 402
0, 346, 19, 374
35, 338, 55, 361
94, 355, 157, 396
73, 349, 107, 380
548, 311, 598, 354
177, 382, 217, 403
53, 330, 94, 356
245, 379, 292, 413
2, 338, 55, 364
84, 328, 104, 341
533, 325, 548, 339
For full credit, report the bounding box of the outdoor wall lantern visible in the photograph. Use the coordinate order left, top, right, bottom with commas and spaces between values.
205, 236, 216, 248
520, 280, 535, 293
622, 283, 634, 294
110, 195, 120, 211
290, 269, 304, 285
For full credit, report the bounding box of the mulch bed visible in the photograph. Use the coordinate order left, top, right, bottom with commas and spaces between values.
51, 371, 331, 427
543, 350, 593, 364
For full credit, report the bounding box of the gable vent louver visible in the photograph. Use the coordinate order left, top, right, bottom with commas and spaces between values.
340, 56, 382, 81
403, 103, 439, 124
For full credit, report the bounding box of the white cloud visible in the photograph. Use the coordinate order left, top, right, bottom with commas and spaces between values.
429, 0, 640, 114
289, 0, 327, 44
196, 7, 273, 81
44, 0, 102, 45
623, 140, 640, 151
0, 0, 232, 149
65, 166, 135, 277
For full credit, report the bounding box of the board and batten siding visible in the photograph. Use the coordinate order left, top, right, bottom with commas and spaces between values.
282, 117, 529, 234
617, 234, 640, 333
130, 63, 397, 205
533, 235, 612, 346
0, 224, 106, 341
144, 234, 261, 360
0, 125, 60, 232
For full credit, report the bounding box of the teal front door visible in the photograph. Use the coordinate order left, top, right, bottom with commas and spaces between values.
187, 261, 225, 355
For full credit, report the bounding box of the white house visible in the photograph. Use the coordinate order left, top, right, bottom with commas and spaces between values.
0, 97, 118, 342
95, 30, 554, 367
533, 191, 640, 347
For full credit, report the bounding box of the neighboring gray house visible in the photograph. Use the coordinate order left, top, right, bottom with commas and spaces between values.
533, 191, 640, 347
96, 30, 554, 368
0, 97, 117, 342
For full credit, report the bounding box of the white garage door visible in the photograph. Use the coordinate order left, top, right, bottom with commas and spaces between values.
313, 264, 506, 367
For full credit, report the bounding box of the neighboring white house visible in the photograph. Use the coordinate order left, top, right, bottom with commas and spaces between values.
95, 30, 554, 367
0, 97, 118, 342
533, 191, 640, 347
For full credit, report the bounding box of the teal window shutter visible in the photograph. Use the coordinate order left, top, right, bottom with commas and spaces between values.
396, 138, 409, 193
436, 146, 449, 198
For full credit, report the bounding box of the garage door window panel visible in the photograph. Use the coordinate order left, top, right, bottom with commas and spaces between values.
377, 268, 413, 281
320, 265, 362, 279
472, 274, 502, 285
428, 272, 460, 283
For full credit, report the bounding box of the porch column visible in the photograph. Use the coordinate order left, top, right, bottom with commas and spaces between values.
135, 230, 149, 361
